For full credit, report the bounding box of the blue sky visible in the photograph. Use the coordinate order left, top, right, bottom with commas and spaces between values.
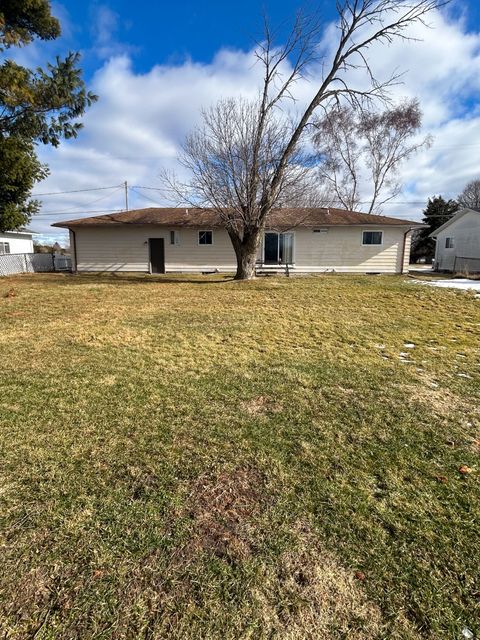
59, 1, 338, 74
8, 1, 480, 242
51, 0, 480, 75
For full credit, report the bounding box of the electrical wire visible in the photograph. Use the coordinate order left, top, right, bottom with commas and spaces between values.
30, 182, 464, 221
129, 186, 164, 206
32, 184, 124, 197
33, 209, 125, 220
130, 185, 458, 207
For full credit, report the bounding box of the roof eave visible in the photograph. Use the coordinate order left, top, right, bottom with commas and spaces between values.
53, 220, 427, 229
428, 208, 480, 238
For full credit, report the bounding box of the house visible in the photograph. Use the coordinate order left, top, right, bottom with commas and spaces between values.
430, 208, 480, 273
0, 229, 34, 255
53, 207, 423, 275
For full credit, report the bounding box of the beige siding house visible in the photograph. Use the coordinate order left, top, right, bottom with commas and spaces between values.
53, 207, 421, 274
430, 208, 480, 272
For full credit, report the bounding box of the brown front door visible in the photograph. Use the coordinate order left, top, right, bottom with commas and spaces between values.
149, 238, 165, 274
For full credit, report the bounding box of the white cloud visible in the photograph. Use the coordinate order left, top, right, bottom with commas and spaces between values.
31, 6, 480, 244
89, 4, 137, 59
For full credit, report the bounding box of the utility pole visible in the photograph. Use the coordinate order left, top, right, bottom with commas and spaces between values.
124, 180, 129, 211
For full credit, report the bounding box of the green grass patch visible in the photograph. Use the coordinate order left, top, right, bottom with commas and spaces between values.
0, 273, 479, 638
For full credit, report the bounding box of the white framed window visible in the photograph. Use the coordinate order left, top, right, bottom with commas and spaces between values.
0, 242, 10, 255
445, 237, 455, 249
170, 230, 180, 245
198, 230, 213, 245
362, 230, 383, 246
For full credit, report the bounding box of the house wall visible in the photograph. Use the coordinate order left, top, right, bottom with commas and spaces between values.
72, 225, 412, 274
73, 226, 237, 272
292, 227, 410, 273
434, 210, 480, 272
0, 232, 34, 255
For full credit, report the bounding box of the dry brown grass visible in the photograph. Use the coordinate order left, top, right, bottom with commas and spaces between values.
254, 521, 401, 640
0, 273, 479, 639
241, 395, 283, 417
403, 383, 463, 414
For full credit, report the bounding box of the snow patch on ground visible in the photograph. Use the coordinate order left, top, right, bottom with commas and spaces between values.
410, 278, 480, 292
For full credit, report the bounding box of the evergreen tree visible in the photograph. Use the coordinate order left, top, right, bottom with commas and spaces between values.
0, 136, 48, 231
411, 196, 459, 262
0, 1, 97, 231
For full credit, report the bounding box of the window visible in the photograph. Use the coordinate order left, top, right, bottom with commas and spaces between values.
445, 237, 455, 249
0, 242, 10, 255
170, 230, 180, 245
362, 231, 383, 245
198, 230, 213, 245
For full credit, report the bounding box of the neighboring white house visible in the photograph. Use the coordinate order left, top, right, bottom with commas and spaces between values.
53, 207, 423, 275
430, 208, 480, 272
0, 229, 34, 255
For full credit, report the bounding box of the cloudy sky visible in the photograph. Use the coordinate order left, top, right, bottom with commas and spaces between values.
10, 0, 480, 244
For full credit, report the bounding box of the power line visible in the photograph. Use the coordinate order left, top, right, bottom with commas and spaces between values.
30, 181, 461, 221
32, 184, 124, 196
31, 182, 462, 207
34, 208, 124, 217
35, 185, 125, 217
44, 186, 125, 216
130, 185, 458, 206
129, 186, 164, 206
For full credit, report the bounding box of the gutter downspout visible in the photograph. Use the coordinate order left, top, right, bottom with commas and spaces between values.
431, 234, 438, 271
70, 228, 78, 273
400, 227, 415, 275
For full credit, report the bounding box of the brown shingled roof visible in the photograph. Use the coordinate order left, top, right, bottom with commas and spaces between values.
52, 207, 422, 229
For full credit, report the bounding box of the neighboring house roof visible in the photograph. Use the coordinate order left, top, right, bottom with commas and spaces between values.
53, 207, 423, 229
429, 208, 480, 238
0, 229, 34, 237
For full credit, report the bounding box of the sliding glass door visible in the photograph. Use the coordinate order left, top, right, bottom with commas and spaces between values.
264, 232, 294, 265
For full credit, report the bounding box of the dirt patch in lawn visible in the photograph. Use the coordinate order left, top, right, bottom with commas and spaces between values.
241, 395, 283, 417
114, 513, 392, 639
183, 464, 269, 560
112, 465, 273, 637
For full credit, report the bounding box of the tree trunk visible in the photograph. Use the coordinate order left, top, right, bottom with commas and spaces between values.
229, 228, 262, 280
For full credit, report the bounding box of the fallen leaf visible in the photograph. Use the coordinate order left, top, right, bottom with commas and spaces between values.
435, 476, 448, 484
354, 570, 366, 581
459, 465, 473, 475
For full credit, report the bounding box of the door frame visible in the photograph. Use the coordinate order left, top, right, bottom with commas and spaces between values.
148, 237, 165, 274
262, 231, 295, 265
264, 231, 280, 264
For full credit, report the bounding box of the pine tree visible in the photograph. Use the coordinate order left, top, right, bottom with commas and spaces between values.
411, 196, 459, 262
0, 1, 97, 231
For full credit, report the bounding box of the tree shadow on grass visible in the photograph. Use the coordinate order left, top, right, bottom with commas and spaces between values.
19, 272, 238, 286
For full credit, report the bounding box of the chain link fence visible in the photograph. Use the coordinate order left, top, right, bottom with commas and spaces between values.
0, 253, 72, 277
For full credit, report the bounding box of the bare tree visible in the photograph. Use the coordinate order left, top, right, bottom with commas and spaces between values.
312, 106, 363, 211
313, 100, 432, 213
163, 1, 444, 280
458, 179, 480, 209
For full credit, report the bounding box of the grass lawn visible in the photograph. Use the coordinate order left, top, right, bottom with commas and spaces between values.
0, 273, 479, 639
